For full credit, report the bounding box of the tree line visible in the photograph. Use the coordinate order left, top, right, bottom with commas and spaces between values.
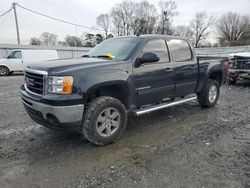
30, 32, 113, 47
30, 0, 250, 48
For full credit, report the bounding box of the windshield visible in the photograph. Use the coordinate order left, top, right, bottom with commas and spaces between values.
87, 37, 142, 61
7, 51, 22, 59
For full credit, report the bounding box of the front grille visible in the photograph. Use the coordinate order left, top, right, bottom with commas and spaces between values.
25, 71, 44, 95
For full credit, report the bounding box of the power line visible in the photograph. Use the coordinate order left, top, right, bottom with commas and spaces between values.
0, 7, 12, 18
0, 8, 11, 26
15, 3, 104, 32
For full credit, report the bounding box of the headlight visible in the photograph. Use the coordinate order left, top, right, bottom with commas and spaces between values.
47, 76, 73, 94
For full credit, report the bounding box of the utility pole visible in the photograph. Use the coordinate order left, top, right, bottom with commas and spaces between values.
12, 2, 20, 45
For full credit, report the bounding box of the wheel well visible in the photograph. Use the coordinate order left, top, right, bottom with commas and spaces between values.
0, 65, 10, 75
87, 84, 129, 108
209, 71, 222, 86
0, 65, 10, 70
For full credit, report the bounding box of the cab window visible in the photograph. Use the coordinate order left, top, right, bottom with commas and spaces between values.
168, 39, 192, 62
141, 39, 170, 63
7, 51, 22, 59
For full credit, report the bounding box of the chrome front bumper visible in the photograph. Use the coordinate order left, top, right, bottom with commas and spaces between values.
22, 96, 84, 123
21, 88, 84, 129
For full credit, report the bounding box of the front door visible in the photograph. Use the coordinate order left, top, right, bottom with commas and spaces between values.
6, 50, 23, 71
133, 38, 175, 106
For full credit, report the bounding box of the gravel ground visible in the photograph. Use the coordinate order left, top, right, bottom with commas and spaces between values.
0, 74, 249, 188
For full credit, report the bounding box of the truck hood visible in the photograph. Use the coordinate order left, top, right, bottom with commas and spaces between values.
26, 57, 116, 74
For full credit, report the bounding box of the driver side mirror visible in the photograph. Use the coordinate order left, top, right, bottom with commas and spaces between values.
134, 52, 160, 68
139, 52, 160, 64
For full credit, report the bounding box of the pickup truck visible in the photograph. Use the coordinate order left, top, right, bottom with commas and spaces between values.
226, 52, 250, 84
20, 35, 227, 145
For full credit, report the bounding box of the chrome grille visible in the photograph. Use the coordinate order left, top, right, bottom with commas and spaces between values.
25, 71, 44, 95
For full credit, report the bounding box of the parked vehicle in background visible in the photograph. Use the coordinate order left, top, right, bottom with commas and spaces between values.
0, 50, 59, 76
20, 35, 227, 146
227, 52, 250, 84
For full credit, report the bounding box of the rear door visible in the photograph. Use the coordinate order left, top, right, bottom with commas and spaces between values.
133, 38, 175, 106
167, 39, 198, 96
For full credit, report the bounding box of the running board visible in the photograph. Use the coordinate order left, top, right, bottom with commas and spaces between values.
135, 97, 197, 116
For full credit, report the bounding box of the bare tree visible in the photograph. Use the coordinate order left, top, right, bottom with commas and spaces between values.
111, 1, 137, 36
30, 37, 41, 45
65, 35, 83, 47
217, 12, 250, 46
158, 0, 178, 34
96, 14, 110, 38
40, 32, 58, 46
133, 1, 158, 35
111, 9, 123, 36
190, 11, 214, 48
239, 24, 250, 45
58, 41, 67, 47
173, 25, 193, 38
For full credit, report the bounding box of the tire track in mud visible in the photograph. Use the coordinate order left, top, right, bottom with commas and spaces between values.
231, 123, 250, 188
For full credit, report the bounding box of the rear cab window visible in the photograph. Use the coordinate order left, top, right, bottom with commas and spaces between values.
168, 39, 192, 62
141, 39, 170, 63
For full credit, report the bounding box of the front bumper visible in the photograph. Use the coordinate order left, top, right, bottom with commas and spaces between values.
21, 87, 84, 130
228, 69, 250, 81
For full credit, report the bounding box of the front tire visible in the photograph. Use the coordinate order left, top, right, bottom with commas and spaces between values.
0, 66, 10, 76
197, 79, 220, 108
82, 96, 127, 146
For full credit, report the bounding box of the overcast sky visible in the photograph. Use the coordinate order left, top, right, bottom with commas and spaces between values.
0, 0, 249, 44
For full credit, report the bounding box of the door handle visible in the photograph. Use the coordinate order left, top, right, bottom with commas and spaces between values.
165, 67, 172, 72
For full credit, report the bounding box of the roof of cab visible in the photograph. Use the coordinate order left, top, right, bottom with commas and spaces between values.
113, 34, 187, 40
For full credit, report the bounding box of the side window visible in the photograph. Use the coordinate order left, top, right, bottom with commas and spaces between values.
168, 39, 192, 62
141, 39, 170, 63
7, 51, 22, 59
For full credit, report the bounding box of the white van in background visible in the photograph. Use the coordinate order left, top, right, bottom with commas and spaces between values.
0, 49, 59, 76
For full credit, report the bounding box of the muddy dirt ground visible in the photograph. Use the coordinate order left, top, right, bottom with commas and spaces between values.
0, 74, 249, 188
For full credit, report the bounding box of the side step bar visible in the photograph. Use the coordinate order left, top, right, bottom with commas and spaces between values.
135, 96, 197, 116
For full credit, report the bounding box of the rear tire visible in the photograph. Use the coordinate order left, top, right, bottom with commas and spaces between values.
82, 96, 127, 146
197, 79, 220, 108
0, 66, 10, 76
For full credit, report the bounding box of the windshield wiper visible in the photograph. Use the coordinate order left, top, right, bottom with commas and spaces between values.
92, 55, 113, 60
82, 54, 113, 60
82, 54, 90, 58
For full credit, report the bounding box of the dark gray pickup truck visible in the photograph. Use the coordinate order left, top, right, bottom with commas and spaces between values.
20, 35, 227, 145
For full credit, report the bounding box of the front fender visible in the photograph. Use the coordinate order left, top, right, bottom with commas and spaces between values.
79, 69, 130, 95
0, 62, 10, 71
